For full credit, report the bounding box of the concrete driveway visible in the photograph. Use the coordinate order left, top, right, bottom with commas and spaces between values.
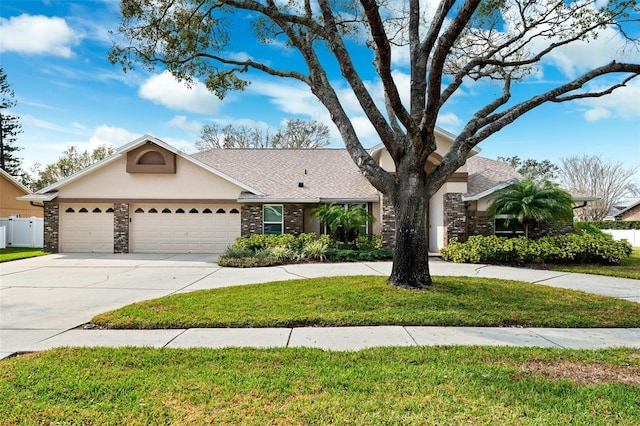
1, 253, 639, 358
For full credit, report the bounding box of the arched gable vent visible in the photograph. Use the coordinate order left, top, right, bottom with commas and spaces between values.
127, 142, 176, 174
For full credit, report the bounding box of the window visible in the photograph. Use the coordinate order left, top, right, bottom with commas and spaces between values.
263, 205, 283, 235
203, 208, 212, 214
494, 215, 524, 237
135, 208, 144, 213
79, 208, 89, 213
230, 208, 239, 214
176, 208, 185, 214
148, 208, 158, 213
65, 208, 75, 213
216, 208, 226, 214
189, 208, 199, 213
92, 208, 102, 213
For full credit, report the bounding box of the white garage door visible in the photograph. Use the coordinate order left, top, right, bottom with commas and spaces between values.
130, 204, 241, 253
60, 204, 114, 253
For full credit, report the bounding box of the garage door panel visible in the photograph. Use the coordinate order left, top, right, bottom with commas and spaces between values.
60, 204, 114, 253
131, 204, 240, 253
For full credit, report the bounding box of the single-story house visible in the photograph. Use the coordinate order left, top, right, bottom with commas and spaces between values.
18, 131, 584, 254
606, 198, 640, 221
1, 168, 42, 218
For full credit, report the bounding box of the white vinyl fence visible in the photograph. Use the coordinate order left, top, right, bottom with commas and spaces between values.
0, 216, 44, 248
603, 229, 640, 247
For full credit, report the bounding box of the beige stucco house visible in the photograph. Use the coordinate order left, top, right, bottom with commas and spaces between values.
21, 132, 565, 254
0, 168, 42, 218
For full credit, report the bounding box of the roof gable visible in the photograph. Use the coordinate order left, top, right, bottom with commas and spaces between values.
0, 168, 31, 195
33, 135, 262, 197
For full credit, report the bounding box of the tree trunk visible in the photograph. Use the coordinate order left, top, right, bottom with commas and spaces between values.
388, 171, 432, 289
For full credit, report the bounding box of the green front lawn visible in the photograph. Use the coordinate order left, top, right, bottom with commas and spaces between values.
553, 247, 640, 279
0, 247, 48, 263
92, 276, 640, 329
1, 346, 638, 425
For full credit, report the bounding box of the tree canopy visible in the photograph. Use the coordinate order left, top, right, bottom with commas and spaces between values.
32, 145, 115, 191
0, 66, 24, 178
497, 156, 560, 183
558, 155, 640, 221
195, 119, 331, 150
111, 0, 640, 288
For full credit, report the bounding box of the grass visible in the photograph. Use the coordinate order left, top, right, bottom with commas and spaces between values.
553, 247, 640, 280
92, 276, 640, 329
0, 247, 48, 263
1, 346, 638, 425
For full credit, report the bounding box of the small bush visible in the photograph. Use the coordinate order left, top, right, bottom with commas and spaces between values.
574, 222, 606, 236
325, 248, 394, 262
355, 235, 383, 250
302, 240, 328, 261
440, 234, 632, 265
217, 256, 281, 268
221, 245, 254, 259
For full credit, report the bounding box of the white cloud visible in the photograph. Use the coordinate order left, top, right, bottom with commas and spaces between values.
86, 125, 140, 150
578, 78, 640, 121
166, 115, 202, 132
542, 25, 640, 78
0, 14, 81, 57
138, 71, 222, 114
436, 112, 462, 128
583, 107, 612, 122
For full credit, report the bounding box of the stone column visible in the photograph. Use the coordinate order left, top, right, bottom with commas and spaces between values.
113, 202, 129, 253
43, 201, 60, 253
443, 193, 466, 245
241, 204, 263, 237
284, 204, 304, 236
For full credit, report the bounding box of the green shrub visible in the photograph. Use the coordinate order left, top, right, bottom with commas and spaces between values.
587, 221, 640, 230
217, 256, 281, 267
221, 245, 254, 259
440, 234, 632, 265
574, 222, 606, 236
269, 245, 293, 262
355, 235, 383, 250
325, 248, 394, 262
302, 240, 328, 261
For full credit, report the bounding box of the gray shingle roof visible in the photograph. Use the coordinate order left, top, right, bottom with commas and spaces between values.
465, 156, 523, 197
192, 149, 379, 201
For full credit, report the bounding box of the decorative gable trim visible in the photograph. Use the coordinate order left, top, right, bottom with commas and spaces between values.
126, 142, 176, 173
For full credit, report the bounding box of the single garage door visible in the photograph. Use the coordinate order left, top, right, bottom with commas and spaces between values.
60, 203, 114, 253
130, 204, 241, 253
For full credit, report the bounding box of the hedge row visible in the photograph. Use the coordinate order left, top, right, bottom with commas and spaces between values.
440, 234, 632, 265
217, 233, 391, 267
586, 221, 640, 230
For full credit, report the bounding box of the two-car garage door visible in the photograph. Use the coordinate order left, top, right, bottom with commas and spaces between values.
59, 203, 240, 253
130, 204, 240, 253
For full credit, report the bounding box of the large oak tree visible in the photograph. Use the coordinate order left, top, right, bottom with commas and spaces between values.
110, 0, 640, 288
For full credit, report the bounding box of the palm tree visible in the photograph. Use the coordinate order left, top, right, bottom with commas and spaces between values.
487, 178, 574, 238
313, 203, 375, 245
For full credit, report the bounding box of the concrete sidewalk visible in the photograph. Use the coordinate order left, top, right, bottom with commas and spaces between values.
2, 254, 639, 358
23, 326, 640, 353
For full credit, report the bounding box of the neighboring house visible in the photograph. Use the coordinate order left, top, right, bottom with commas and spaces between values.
610, 198, 640, 221
0, 168, 42, 218
19, 132, 582, 255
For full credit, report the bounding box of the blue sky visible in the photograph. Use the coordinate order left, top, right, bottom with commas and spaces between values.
1, 0, 639, 180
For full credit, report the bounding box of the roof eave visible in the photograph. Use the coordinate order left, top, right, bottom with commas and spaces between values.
17, 192, 59, 202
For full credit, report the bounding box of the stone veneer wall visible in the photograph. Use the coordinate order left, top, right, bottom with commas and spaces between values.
113, 202, 129, 253
43, 201, 59, 253
528, 221, 574, 238
381, 194, 396, 249
467, 212, 494, 238
241, 204, 263, 238
284, 204, 304, 236
241, 204, 305, 237
443, 193, 466, 245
